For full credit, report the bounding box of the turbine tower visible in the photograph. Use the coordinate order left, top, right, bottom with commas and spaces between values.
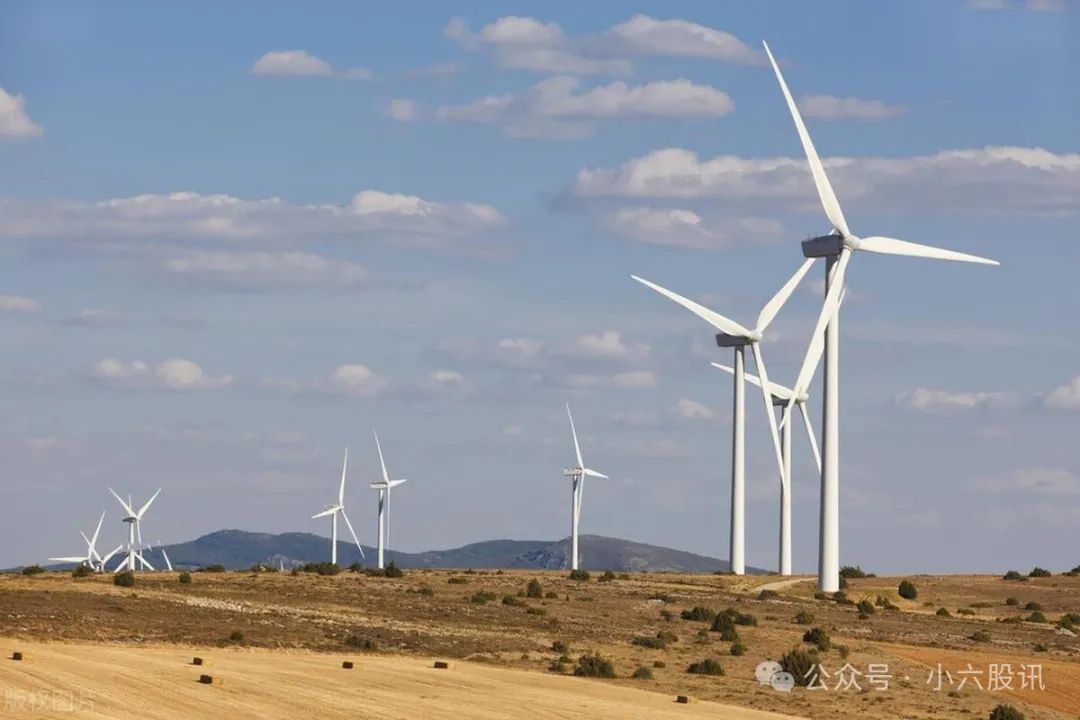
311, 448, 364, 566
108, 488, 160, 572
563, 405, 608, 572
631, 260, 811, 574
49, 511, 106, 571
370, 430, 407, 570
763, 41, 998, 591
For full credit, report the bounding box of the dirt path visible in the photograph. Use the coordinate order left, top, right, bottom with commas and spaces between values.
752, 577, 814, 594
0, 639, 804, 720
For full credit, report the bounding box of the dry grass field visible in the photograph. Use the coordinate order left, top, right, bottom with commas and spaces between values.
1, 568, 1078, 719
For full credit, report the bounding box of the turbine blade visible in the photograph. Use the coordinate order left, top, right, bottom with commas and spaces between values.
108, 488, 135, 516
566, 404, 584, 468
373, 430, 390, 484
133, 552, 155, 571
161, 548, 173, 571
137, 488, 161, 518
763, 41, 851, 238
799, 402, 823, 474
311, 507, 339, 519
90, 511, 105, 549
340, 509, 366, 560
751, 343, 786, 483
710, 362, 795, 401
630, 275, 753, 338
857, 236, 999, 266
49, 556, 89, 563
582, 468, 608, 479
101, 545, 123, 567
389, 479, 408, 488
339, 447, 348, 506
756, 258, 815, 333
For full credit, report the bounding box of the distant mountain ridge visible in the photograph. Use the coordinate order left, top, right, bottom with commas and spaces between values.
41, 530, 768, 574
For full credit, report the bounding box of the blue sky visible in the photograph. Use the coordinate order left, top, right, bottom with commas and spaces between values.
2, 1, 1078, 573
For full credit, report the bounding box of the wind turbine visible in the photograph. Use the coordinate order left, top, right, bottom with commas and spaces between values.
563, 405, 608, 572
631, 259, 812, 574
156, 540, 173, 572
108, 488, 160, 572
763, 41, 998, 591
311, 448, 364, 566
370, 430, 407, 570
49, 511, 106, 571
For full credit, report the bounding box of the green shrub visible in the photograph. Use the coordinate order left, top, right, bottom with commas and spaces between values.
71, 564, 92, 578
970, 601, 993, 608
551, 640, 569, 654
803, 627, 831, 651
344, 632, 378, 651
686, 658, 724, 676
857, 599, 875, 616
988, 704, 1025, 720
598, 570, 617, 583
383, 561, 404, 578
526, 606, 546, 616
502, 594, 524, 607
653, 660, 666, 668
730, 641, 746, 656
898, 579, 918, 600
574, 653, 615, 678
1024, 601, 1042, 611
1028, 567, 1051, 578
781, 647, 819, 686
956, 608, 976, 616
1002, 570, 1024, 581
733, 611, 758, 626
548, 658, 568, 673
710, 612, 734, 633
969, 630, 991, 642
199, 564, 226, 573
631, 631, 677, 650
228, 630, 244, 644
348, 562, 363, 573
448, 576, 468, 584
833, 590, 854, 605
569, 569, 591, 582
1066, 565, 1080, 577
415, 585, 435, 597
682, 606, 717, 623
526, 579, 543, 598
1026, 611, 1047, 623
839, 565, 869, 579
178, 571, 192, 585
1005, 597, 1019, 606
114, 571, 135, 587
936, 607, 951, 617
757, 589, 778, 600
22, 565, 45, 576
1033, 643, 1047, 652
631, 665, 654, 680
470, 591, 496, 604
793, 610, 815, 625
648, 592, 673, 603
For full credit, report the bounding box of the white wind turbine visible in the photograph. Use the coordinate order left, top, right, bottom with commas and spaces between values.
311, 448, 364, 566
370, 430, 407, 570
763, 41, 998, 591
563, 404, 608, 572
49, 511, 106, 571
108, 488, 160, 572
631, 260, 813, 575
156, 540, 173, 572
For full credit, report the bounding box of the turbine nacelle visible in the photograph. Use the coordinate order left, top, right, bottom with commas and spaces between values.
801, 233, 847, 258
715, 332, 759, 348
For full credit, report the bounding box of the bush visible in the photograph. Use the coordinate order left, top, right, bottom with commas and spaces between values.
569, 569, 591, 582
833, 590, 854, 605
383, 561, 404, 578
1028, 567, 1051, 578
1026, 611, 1047, 624
178, 571, 192, 585
648, 592, 673, 603
757, 589, 779, 600
970, 630, 991, 642
1024, 601, 1042, 611
344, 632, 378, 651
544, 591, 558, 599
710, 612, 734, 633
631, 631, 676, 650
415, 585, 435, 597
114, 571, 135, 587
803, 627, 831, 651
730, 641, 746, 656
956, 608, 976, 616
21, 565, 45, 576
502, 594, 524, 607
794, 610, 815, 625
660, 609, 674, 621
526, 579, 543, 598
1002, 570, 1025, 581
781, 647, 819, 686
551, 640, 569, 654
936, 607, 951, 617
857, 599, 875, 616
1005, 597, 1019, 606
682, 606, 717, 623
448, 577, 468, 585
199, 564, 226, 573
228, 630, 245, 644
598, 570, 617, 583
526, 606, 546, 616
839, 565, 869, 579
470, 591, 497, 604
898, 579, 918, 600
686, 658, 724, 676
574, 653, 615, 678
652, 660, 666, 668
348, 562, 363, 573
72, 564, 92, 578
1066, 565, 1080, 577
988, 704, 1025, 720
632, 665, 654, 680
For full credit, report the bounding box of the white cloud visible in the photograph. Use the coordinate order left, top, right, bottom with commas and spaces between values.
385, 98, 419, 123
66, 309, 120, 326
251, 50, 334, 77
496, 337, 544, 359
573, 146, 1080, 215
325, 364, 388, 396
973, 467, 1080, 496
429, 369, 464, 384
91, 358, 232, 391
604, 15, 759, 64
895, 387, 1011, 412
0, 190, 505, 254
603, 207, 784, 251
438, 76, 731, 139
798, 95, 905, 122
569, 330, 650, 361
163, 251, 369, 288
673, 398, 716, 420
0, 88, 42, 138
0, 294, 40, 313
566, 370, 656, 390
1045, 375, 1080, 410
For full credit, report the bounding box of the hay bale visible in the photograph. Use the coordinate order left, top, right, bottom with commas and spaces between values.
342, 661, 354, 669
433, 660, 450, 669
12, 651, 23, 661
676, 695, 691, 704
198, 674, 217, 685
192, 657, 204, 666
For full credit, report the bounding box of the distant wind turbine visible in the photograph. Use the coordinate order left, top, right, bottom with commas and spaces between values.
108, 488, 160, 572
311, 448, 364, 566
49, 511, 106, 571
563, 405, 608, 572
370, 431, 407, 570
156, 540, 173, 572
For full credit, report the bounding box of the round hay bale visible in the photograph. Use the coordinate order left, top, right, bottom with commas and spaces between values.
342, 661, 354, 669
434, 660, 450, 669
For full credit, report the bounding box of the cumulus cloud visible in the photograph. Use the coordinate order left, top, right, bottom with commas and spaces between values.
573, 146, 1080, 216
163, 251, 369, 289
385, 98, 419, 122
90, 358, 232, 391
798, 95, 905, 122
0, 294, 40, 313
0, 88, 42, 138
438, 76, 732, 139
565, 370, 656, 390
569, 330, 650, 361
673, 398, 716, 420
265, 364, 390, 397
603, 15, 759, 64
1045, 375, 1080, 410
250, 50, 373, 80
895, 387, 1014, 412
603, 207, 784, 251
0, 190, 505, 255
429, 369, 464, 384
